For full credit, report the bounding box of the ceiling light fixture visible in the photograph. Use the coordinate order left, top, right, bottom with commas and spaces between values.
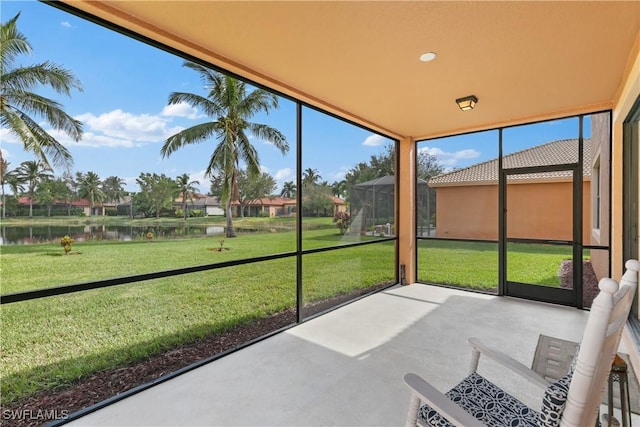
419, 52, 437, 62
455, 95, 478, 111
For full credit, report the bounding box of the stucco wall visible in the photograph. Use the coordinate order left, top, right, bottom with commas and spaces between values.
434, 185, 498, 240
589, 112, 612, 280
435, 181, 591, 241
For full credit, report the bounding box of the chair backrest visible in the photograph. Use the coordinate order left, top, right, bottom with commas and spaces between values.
561, 259, 640, 427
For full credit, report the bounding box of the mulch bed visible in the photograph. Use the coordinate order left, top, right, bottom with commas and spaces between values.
0, 284, 391, 427
558, 259, 600, 308
1, 270, 599, 427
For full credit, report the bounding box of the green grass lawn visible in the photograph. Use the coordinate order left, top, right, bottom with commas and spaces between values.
1, 217, 572, 407
417, 239, 573, 291
0, 217, 357, 294
0, 219, 394, 405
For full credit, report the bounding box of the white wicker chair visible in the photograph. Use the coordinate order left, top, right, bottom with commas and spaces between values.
404, 259, 640, 427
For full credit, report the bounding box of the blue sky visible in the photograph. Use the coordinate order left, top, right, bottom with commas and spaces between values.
1, 1, 590, 193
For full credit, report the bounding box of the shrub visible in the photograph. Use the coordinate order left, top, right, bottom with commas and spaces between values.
333, 211, 351, 235
60, 235, 73, 255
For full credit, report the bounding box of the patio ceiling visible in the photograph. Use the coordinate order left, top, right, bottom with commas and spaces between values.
60, 1, 639, 140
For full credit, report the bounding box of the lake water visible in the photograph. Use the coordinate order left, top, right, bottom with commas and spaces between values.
0, 224, 227, 245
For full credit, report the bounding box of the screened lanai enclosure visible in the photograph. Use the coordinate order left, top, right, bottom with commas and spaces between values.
2, 1, 639, 424
349, 176, 429, 236
416, 112, 613, 310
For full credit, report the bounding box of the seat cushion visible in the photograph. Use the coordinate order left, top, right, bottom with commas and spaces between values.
418, 372, 539, 427
538, 372, 572, 427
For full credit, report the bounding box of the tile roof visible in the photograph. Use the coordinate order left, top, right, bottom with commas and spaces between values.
16, 197, 92, 207
241, 197, 296, 206
428, 138, 591, 186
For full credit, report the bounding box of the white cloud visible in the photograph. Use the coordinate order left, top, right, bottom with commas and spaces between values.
49, 129, 140, 148
76, 109, 184, 143
0, 128, 20, 145
274, 167, 293, 181
272, 168, 295, 194
161, 102, 200, 119
61, 21, 71, 28
187, 170, 209, 193
260, 165, 270, 174
419, 146, 480, 167
362, 134, 388, 147
330, 166, 350, 181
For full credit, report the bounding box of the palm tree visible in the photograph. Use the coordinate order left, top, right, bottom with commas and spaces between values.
15, 160, 52, 217
175, 173, 200, 220
302, 168, 321, 186
1, 13, 83, 170
102, 176, 126, 213
161, 62, 289, 237
280, 181, 296, 199
0, 154, 11, 218
5, 172, 24, 216
331, 180, 348, 199
78, 171, 105, 216
1, 156, 26, 218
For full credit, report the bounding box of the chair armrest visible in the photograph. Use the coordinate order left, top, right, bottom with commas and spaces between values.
404, 373, 482, 427
468, 337, 550, 391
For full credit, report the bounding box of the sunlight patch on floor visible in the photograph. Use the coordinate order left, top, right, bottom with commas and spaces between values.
286, 284, 495, 357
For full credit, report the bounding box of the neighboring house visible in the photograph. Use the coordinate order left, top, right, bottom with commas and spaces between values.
235, 196, 296, 217
231, 195, 345, 218
428, 138, 593, 242
331, 196, 348, 215
201, 196, 224, 216
16, 196, 96, 216
173, 194, 224, 216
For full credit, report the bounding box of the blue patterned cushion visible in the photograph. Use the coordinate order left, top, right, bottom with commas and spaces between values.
418, 372, 539, 427
539, 372, 572, 427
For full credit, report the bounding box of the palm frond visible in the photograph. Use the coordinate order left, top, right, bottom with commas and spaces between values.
1, 13, 82, 169
248, 123, 289, 154
165, 63, 289, 209
1, 13, 31, 71
4, 89, 83, 141
236, 130, 260, 176
161, 121, 221, 157
2, 107, 73, 170
239, 89, 279, 117
2, 62, 83, 95
167, 92, 218, 118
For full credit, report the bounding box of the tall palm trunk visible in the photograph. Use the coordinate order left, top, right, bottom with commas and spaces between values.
182, 198, 188, 220
225, 202, 236, 238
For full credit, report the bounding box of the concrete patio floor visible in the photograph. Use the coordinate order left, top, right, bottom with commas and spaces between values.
67, 284, 636, 426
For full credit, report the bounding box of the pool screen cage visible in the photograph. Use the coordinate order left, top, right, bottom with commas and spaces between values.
348, 175, 430, 236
